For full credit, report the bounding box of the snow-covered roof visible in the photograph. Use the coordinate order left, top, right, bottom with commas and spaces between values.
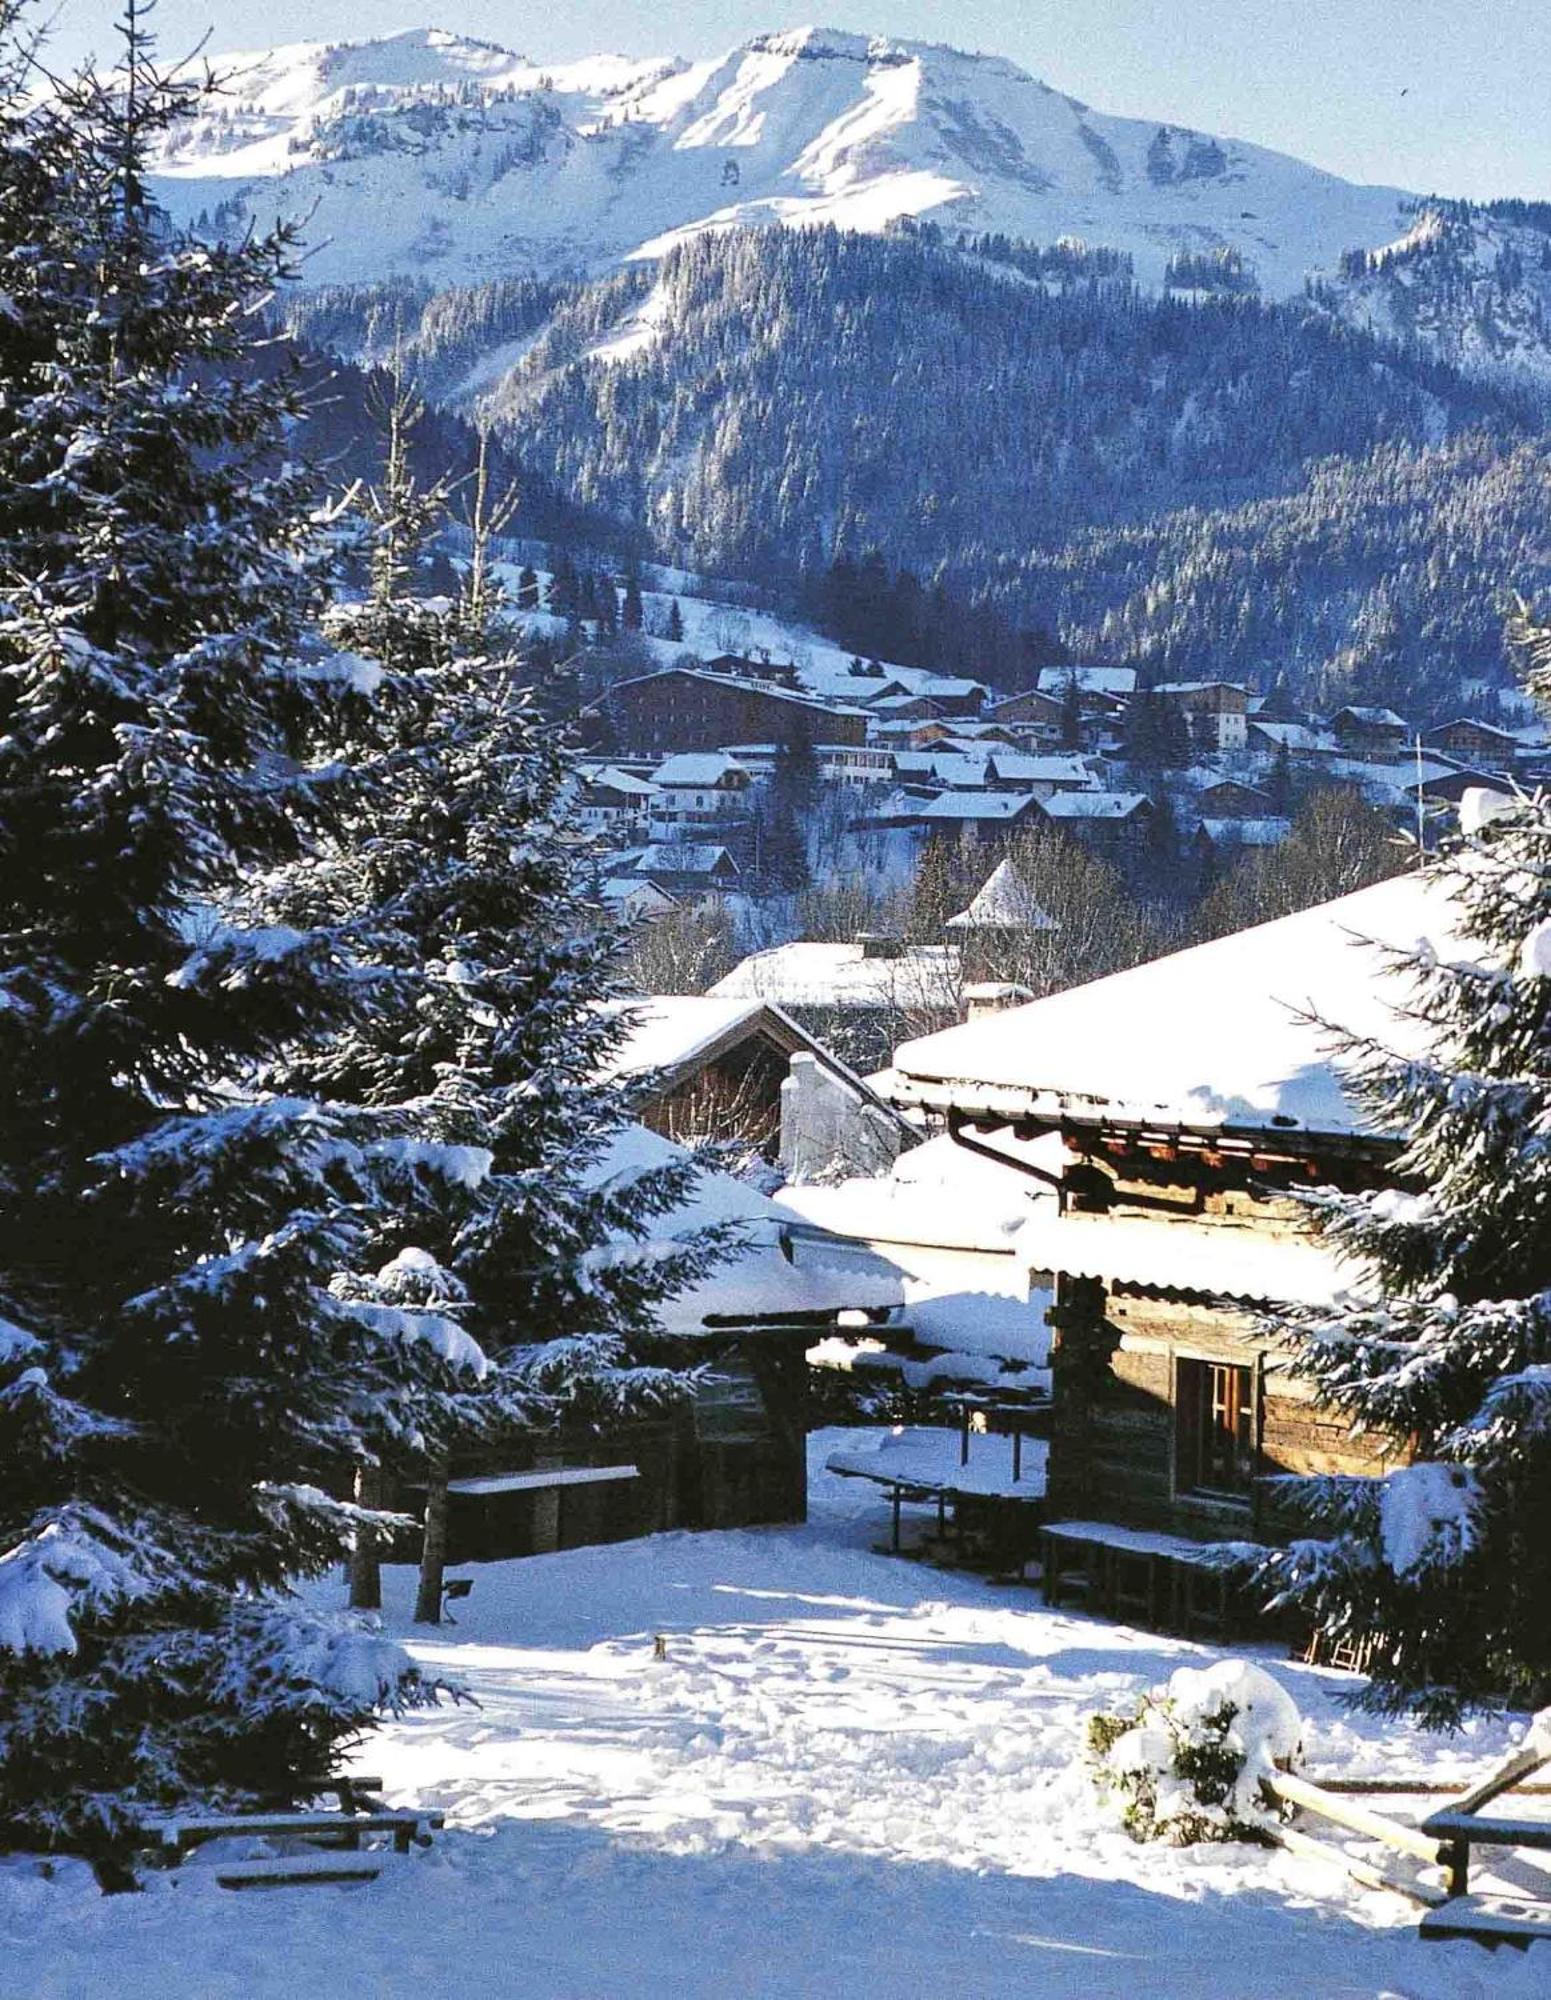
711, 940, 959, 1010
1333, 705, 1409, 729
589, 1125, 903, 1333
1426, 716, 1519, 744
633, 843, 737, 875
1040, 790, 1151, 820
599, 877, 677, 911
985, 753, 1096, 786
1247, 721, 1338, 753
1015, 1206, 1365, 1307
776, 1131, 1052, 1255
587, 766, 660, 797
1196, 816, 1292, 847
917, 791, 1040, 822
1152, 680, 1248, 700
892, 869, 1461, 1141
600, 996, 768, 1081
1035, 666, 1137, 696
650, 752, 750, 787
945, 858, 1060, 932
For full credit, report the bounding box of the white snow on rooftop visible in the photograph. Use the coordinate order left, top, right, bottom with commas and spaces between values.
945, 858, 1060, 932
1035, 665, 1138, 695
588, 1123, 902, 1332
711, 940, 960, 1010
894, 869, 1460, 1138
598, 996, 767, 1082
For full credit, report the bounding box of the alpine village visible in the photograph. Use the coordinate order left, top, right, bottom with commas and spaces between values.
3, 6, 1551, 1996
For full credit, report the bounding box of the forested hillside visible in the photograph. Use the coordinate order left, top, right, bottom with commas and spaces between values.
986, 433, 1551, 712
275, 223, 1551, 715
483, 227, 1522, 564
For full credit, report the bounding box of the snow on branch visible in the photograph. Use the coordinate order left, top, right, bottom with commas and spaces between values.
0, 1508, 171, 1656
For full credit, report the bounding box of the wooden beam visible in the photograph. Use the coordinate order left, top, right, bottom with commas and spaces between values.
1273, 1823, 1447, 1909
1268, 1772, 1445, 1866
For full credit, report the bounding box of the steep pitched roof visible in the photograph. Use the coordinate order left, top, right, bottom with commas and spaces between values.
945, 858, 1060, 932
892, 869, 1457, 1142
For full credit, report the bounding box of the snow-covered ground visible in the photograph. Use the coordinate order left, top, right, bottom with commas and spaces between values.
4, 1431, 1544, 1998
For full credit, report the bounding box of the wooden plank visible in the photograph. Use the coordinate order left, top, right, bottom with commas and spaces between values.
144, 1810, 442, 1847
1273, 1823, 1447, 1909
448, 1464, 639, 1496
1420, 1811, 1551, 1851
1314, 1779, 1551, 1798
1437, 1745, 1551, 1818
1420, 1895, 1551, 1945
215, 1855, 385, 1890
1268, 1773, 1445, 1866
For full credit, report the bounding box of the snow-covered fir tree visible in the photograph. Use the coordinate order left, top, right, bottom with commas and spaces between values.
247, 383, 741, 1619
0, 9, 492, 1868
1263, 609, 1551, 1721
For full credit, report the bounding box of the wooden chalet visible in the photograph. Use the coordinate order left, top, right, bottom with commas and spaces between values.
889, 871, 1463, 1625
1422, 716, 1520, 767
601, 994, 911, 1168
1330, 705, 1410, 758
1151, 680, 1250, 753
597, 666, 868, 752
420, 1125, 903, 1566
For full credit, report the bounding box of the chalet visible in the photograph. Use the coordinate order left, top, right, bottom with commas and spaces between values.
577, 765, 660, 840
888, 871, 1460, 1623
598, 667, 867, 752
1038, 789, 1154, 858
648, 751, 754, 837
1193, 816, 1292, 864
629, 841, 740, 899
987, 687, 1066, 739
1035, 666, 1137, 709
428, 1125, 905, 1564
1151, 681, 1250, 753
1193, 778, 1277, 819
1415, 766, 1513, 808
1329, 705, 1410, 758
898, 676, 990, 719
906, 791, 1047, 845
982, 752, 1099, 798
863, 692, 947, 724
600, 994, 911, 1176
711, 934, 961, 1073
1422, 716, 1520, 767
599, 876, 678, 923
1247, 719, 1339, 761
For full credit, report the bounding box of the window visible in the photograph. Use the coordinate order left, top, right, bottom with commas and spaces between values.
1175, 1359, 1256, 1499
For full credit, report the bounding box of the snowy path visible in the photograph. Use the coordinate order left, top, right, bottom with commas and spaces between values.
4, 1431, 1544, 1998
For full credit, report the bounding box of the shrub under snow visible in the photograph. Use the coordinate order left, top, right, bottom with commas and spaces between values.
1087, 1660, 1303, 1844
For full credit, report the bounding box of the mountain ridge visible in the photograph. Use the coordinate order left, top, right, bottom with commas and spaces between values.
152, 20, 1414, 297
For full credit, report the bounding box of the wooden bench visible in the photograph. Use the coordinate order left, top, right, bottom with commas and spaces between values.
1039, 1520, 1263, 1633
139, 1790, 445, 1889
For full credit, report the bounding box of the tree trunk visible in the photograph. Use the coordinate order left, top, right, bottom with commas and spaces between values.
413, 1463, 449, 1625
349, 1463, 384, 1612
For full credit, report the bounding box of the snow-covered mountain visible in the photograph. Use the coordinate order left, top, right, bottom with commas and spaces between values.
1311, 203, 1551, 391
152, 23, 1414, 297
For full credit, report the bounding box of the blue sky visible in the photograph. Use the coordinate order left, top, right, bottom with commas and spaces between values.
46, 1, 1550, 198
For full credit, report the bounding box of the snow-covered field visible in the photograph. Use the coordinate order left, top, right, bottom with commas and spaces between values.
4, 1431, 1545, 1999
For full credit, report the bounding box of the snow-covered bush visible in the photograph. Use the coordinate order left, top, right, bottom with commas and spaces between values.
1087, 1661, 1302, 1845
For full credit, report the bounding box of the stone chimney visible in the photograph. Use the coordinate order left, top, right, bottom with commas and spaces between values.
857, 931, 905, 961
962, 980, 1034, 1023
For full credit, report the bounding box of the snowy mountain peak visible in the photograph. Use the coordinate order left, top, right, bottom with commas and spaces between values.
152, 19, 1414, 298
